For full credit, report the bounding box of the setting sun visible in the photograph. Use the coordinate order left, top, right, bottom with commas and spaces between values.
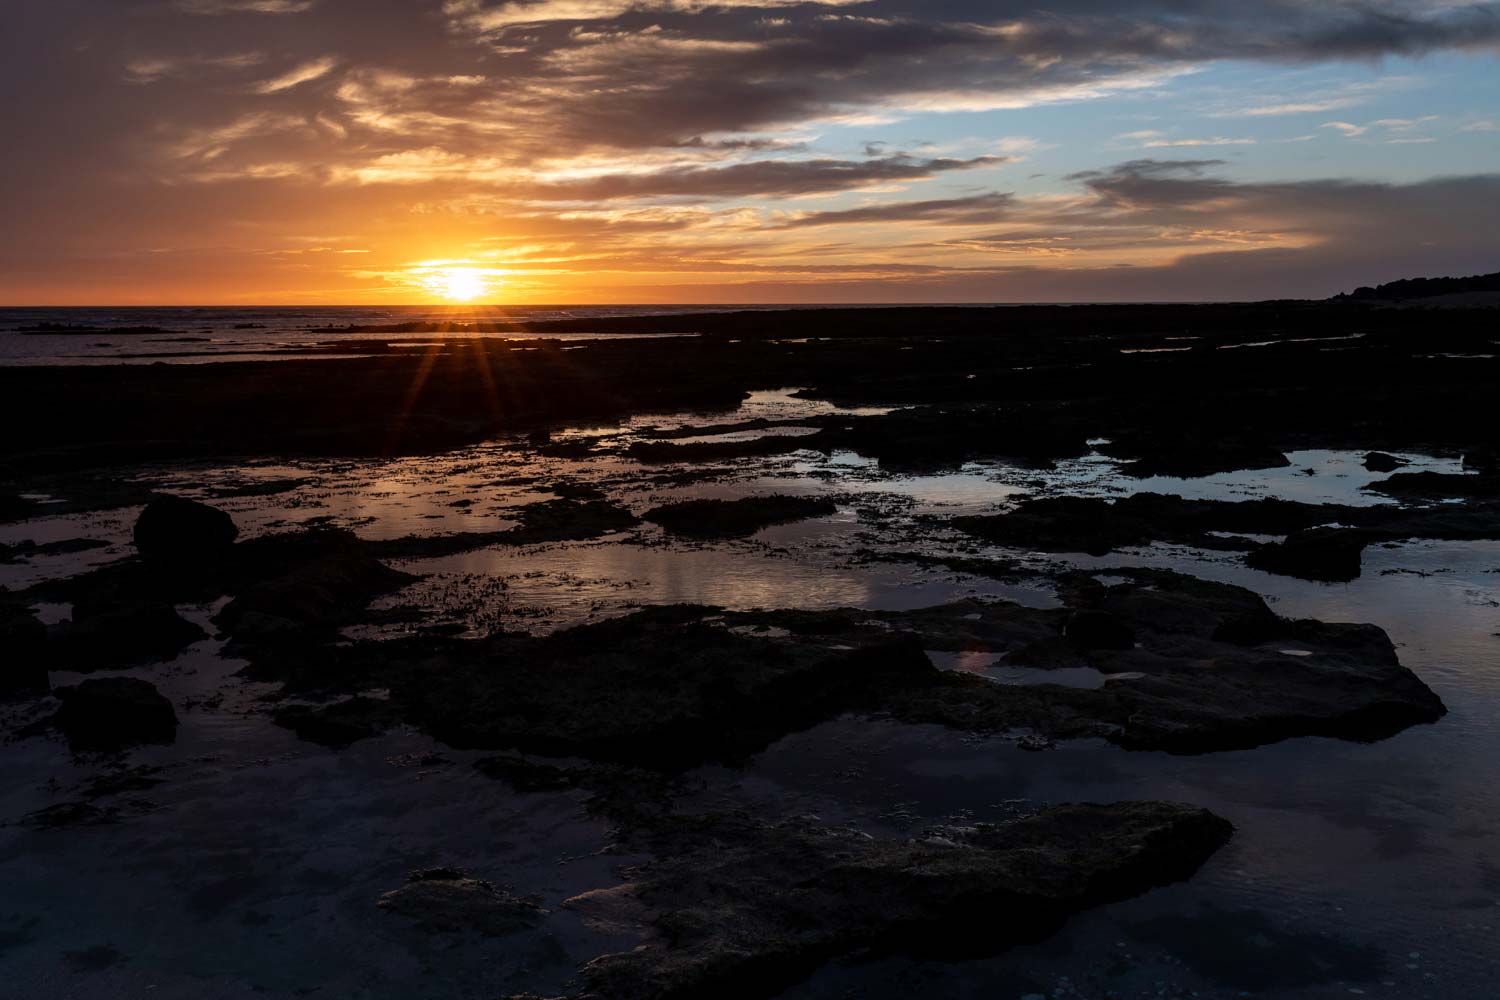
437, 268, 487, 302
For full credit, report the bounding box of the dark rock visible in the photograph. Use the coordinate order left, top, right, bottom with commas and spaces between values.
19, 801, 117, 828
50, 599, 206, 671
1, 598, 49, 695
956, 492, 1500, 581
1117, 441, 1291, 479
1465, 447, 1498, 474
0, 538, 110, 564
820, 404, 1090, 472
274, 697, 402, 747
251, 570, 1445, 761
398, 613, 933, 765
52, 677, 178, 750
1369, 470, 1498, 500
1064, 610, 1135, 650
473, 754, 585, 792
1363, 452, 1405, 473
215, 529, 415, 642
372, 498, 638, 557
378, 868, 545, 936
568, 802, 1233, 1000
862, 571, 1446, 753
644, 495, 839, 538
627, 434, 820, 464
0, 493, 39, 522
1246, 528, 1369, 583
132, 495, 238, 561
953, 493, 1356, 558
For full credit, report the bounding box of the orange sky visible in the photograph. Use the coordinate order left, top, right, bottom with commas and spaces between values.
2, 1, 1497, 304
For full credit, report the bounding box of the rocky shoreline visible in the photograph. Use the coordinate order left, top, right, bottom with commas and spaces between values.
1, 304, 1494, 998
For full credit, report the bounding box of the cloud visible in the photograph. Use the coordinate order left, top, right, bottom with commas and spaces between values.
176, 0, 317, 12
767, 192, 1018, 228
1142, 136, 1256, 147
252, 56, 338, 93
1323, 121, 1369, 137
329, 150, 1011, 199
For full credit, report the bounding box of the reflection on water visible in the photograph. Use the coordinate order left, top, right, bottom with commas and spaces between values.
372, 536, 1059, 637
928, 650, 1119, 689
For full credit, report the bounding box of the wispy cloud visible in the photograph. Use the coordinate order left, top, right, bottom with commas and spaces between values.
176, 0, 316, 13
252, 56, 338, 94
1143, 137, 1257, 147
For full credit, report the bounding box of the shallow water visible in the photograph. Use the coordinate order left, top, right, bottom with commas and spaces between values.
2, 388, 1497, 999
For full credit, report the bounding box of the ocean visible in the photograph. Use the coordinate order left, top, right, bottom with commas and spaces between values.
0, 304, 797, 366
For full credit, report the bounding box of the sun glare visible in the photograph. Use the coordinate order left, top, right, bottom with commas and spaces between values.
438, 268, 487, 302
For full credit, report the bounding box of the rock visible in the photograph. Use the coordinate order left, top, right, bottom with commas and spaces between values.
1118, 441, 1291, 479
0, 492, 39, 522
0, 538, 109, 564
247, 570, 1445, 762
627, 434, 823, 464
1064, 610, 1135, 650
1, 598, 49, 695
273, 696, 402, 747
397, 613, 934, 765
644, 495, 839, 538
1246, 528, 1369, 583
567, 802, 1233, 1000
372, 498, 639, 557
473, 754, 585, 792
953, 493, 1361, 558
378, 868, 545, 936
132, 494, 238, 562
1363, 452, 1405, 473
1465, 447, 1498, 474
52, 677, 178, 750
819, 404, 1089, 472
955, 492, 1500, 581
19, 802, 118, 828
49, 599, 206, 671
215, 529, 415, 642
868, 570, 1447, 753
1367, 471, 1498, 500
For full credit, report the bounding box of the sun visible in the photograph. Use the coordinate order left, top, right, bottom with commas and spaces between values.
438, 268, 487, 302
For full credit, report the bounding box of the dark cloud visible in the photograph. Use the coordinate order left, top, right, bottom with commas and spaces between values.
769, 193, 1017, 228
525, 155, 1012, 200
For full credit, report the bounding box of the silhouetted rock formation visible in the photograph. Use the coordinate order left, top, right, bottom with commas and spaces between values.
52, 677, 178, 750
133, 494, 238, 562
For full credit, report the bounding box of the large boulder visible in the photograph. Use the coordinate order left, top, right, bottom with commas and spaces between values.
133, 494, 238, 562
53, 677, 178, 750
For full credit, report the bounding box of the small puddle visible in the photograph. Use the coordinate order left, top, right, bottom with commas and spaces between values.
926, 650, 1138, 690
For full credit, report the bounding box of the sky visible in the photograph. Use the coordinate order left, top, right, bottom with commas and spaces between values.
1, 0, 1497, 305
